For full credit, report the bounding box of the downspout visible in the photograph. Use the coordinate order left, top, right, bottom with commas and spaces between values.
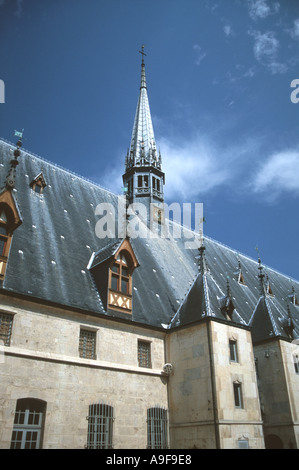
207, 318, 220, 449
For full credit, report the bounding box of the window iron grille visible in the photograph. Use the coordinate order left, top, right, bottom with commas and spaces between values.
138, 340, 151, 368
0, 313, 13, 346
147, 407, 168, 449
79, 329, 96, 359
86, 403, 114, 449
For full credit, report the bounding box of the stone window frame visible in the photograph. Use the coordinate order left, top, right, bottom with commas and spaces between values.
138, 339, 152, 368
79, 327, 97, 360
233, 381, 244, 409
229, 337, 239, 363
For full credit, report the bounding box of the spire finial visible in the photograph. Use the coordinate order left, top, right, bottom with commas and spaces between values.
139, 44, 146, 66
139, 45, 147, 90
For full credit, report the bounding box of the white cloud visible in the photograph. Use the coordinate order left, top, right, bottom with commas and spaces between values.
159, 133, 261, 201
160, 137, 229, 200
223, 24, 234, 37
193, 45, 207, 66
289, 18, 299, 39
247, 0, 280, 21
249, 30, 287, 74
252, 149, 299, 198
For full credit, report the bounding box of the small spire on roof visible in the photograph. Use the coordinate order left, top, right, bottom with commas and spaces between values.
257, 255, 268, 297
5, 129, 24, 190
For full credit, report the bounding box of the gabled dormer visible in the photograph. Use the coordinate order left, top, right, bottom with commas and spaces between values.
30, 172, 47, 195
0, 134, 23, 279
88, 238, 139, 318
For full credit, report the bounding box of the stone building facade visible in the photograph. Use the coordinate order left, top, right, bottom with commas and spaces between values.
0, 51, 298, 449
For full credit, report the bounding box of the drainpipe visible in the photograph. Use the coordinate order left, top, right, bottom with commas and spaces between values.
207, 318, 220, 449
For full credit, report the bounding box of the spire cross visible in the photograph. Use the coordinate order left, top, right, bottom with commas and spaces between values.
139, 45, 146, 65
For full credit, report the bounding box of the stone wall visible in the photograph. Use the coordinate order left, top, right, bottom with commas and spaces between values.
0, 295, 168, 449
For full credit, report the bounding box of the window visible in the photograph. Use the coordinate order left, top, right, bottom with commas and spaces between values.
0, 235, 7, 257
152, 177, 161, 192
294, 355, 299, 374
79, 329, 97, 359
29, 172, 47, 195
0, 209, 9, 259
0, 312, 13, 346
233, 382, 243, 408
110, 252, 131, 295
147, 407, 168, 449
138, 340, 151, 368
10, 398, 46, 449
137, 175, 149, 188
229, 340, 238, 362
86, 403, 114, 449
238, 439, 249, 449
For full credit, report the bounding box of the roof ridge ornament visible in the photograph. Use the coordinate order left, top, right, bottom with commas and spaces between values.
5, 129, 24, 190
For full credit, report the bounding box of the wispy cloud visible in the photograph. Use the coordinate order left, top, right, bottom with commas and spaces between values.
252, 149, 299, 199
159, 132, 262, 201
193, 44, 207, 66
289, 18, 299, 40
161, 136, 229, 200
247, 0, 280, 21
223, 24, 234, 37
248, 29, 287, 74
15, 0, 24, 17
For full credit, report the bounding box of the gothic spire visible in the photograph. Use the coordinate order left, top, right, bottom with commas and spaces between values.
126, 45, 160, 170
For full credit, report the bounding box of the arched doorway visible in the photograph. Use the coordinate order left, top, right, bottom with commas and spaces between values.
265, 434, 284, 449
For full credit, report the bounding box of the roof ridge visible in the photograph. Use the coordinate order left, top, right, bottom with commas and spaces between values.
0, 138, 118, 198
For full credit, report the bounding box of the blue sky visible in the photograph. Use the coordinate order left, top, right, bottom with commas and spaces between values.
0, 0, 299, 280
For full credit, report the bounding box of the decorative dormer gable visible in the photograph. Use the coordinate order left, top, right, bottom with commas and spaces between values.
88, 238, 139, 318
0, 132, 23, 280
29, 172, 47, 194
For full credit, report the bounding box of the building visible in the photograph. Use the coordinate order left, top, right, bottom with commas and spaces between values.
0, 49, 298, 450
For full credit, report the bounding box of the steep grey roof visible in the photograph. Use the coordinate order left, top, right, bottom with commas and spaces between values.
0, 138, 299, 339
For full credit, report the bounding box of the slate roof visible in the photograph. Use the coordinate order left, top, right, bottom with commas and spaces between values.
0, 138, 299, 341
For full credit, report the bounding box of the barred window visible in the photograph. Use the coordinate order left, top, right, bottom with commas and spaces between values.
138, 340, 151, 368
10, 398, 46, 449
147, 407, 168, 449
0, 312, 13, 346
79, 329, 96, 359
86, 403, 114, 449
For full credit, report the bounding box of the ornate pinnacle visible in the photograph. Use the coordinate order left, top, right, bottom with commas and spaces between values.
6, 130, 24, 190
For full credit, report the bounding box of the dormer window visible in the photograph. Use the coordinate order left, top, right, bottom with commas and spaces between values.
238, 270, 246, 286
30, 172, 47, 195
110, 252, 131, 295
0, 205, 16, 279
108, 249, 134, 313
88, 238, 139, 318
